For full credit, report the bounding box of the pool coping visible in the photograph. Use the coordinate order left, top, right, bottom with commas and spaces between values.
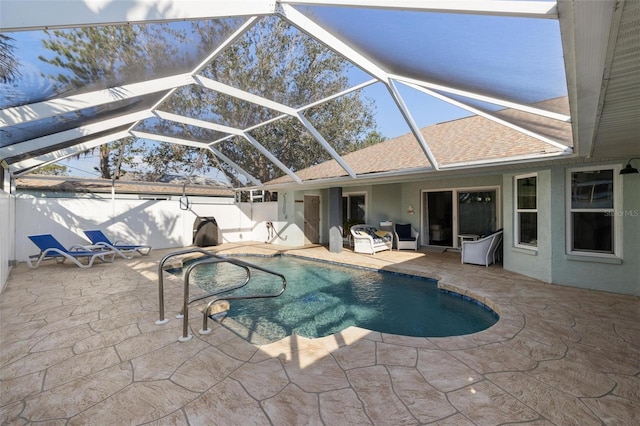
167, 250, 503, 345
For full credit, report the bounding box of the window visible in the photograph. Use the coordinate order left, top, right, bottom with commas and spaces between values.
568, 167, 619, 256
236, 190, 278, 202
515, 174, 537, 248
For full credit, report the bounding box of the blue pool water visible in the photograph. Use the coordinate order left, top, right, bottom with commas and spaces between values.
188, 255, 498, 342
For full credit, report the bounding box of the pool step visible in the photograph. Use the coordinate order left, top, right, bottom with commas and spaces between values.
198, 300, 229, 319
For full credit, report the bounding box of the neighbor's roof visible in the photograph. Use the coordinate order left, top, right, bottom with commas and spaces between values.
267, 97, 572, 185
16, 176, 234, 197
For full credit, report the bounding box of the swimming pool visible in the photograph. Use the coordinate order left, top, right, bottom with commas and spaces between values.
188, 255, 498, 343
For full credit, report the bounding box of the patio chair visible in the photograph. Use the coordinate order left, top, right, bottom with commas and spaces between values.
83, 229, 152, 259
461, 229, 503, 267
350, 224, 393, 255
27, 234, 117, 269
394, 223, 419, 251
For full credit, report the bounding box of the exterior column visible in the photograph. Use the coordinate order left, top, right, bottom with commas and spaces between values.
329, 187, 343, 253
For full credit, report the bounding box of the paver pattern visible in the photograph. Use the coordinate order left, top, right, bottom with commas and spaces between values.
1, 243, 638, 424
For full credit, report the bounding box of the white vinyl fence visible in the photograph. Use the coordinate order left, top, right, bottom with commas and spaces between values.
1, 191, 16, 290
14, 195, 278, 262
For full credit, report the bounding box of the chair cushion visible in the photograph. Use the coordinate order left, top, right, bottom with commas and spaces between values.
395, 224, 412, 239
364, 227, 377, 238
353, 226, 392, 243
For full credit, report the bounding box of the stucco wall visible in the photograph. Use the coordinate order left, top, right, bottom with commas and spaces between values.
502, 169, 553, 283
548, 166, 640, 295
371, 184, 403, 228
503, 164, 640, 296
279, 190, 302, 245
282, 176, 504, 251
256, 189, 305, 246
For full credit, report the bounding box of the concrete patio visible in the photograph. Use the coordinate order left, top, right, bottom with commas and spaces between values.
1, 243, 638, 425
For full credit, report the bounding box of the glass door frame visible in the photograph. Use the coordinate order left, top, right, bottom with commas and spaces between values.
342, 191, 367, 224
421, 185, 501, 248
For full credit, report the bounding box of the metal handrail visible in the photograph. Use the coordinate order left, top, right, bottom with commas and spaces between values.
199, 259, 287, 335
179, 257, 250, 341
156, 248, 220, 324
179, 256, 287, 342
158, 248, 287, 341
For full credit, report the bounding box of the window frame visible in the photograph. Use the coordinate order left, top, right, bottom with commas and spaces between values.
566, 165, 622, 258
514, 173, 538, 250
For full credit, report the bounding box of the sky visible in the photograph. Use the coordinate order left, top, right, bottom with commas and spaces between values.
2, 2, 567, 180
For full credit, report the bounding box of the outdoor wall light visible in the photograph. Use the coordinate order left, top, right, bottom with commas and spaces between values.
620, 158, 639, 175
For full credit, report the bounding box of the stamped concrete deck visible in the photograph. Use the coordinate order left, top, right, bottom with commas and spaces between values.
1, 242, 638, 425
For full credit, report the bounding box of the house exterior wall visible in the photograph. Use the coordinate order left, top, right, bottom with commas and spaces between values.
502, 169, 553, 283
263, 189, 305, 246
253, 165, 638, 296
246, 201, 279, 244
371, 184, 402, 228
503, 163, 640, 296
547, 166, 639, 295
274, 165, 638, 296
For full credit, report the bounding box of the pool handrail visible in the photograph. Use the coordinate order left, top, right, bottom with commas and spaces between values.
157, 248, 220, 324
199, 259, 287, 335
180, 257, 250, 341
179, 256, 287, 341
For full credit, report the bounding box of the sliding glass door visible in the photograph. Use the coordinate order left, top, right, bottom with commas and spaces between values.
423, 188, 499, 247
425, 191, 453, 246
458, 190, 497, 237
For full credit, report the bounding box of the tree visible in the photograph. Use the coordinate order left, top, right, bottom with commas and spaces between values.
361, 130, 387, 148
37, 24, 187, 179
0, 34, 21, 84
0, 34, 24, 111
91, 137, 147, 180
32, 164, 68, 176
38, 17, 380, 184
142, 16, 378, 185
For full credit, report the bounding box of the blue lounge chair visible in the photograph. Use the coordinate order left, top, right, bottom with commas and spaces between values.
83, 229, 152, 259
27, 234, 117, 268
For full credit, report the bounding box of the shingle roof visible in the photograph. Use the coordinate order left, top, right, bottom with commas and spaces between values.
268, 97, 571, 185
16, 176, 235, 197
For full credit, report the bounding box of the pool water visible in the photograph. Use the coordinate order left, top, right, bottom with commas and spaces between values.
188, 255, 498, 343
